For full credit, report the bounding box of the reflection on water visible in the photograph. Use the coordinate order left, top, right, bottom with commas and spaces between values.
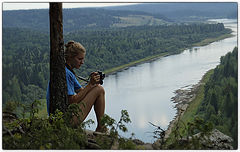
85, 19, 237, 143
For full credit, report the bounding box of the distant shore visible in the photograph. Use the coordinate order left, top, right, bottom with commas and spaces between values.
104, 32, 233, 77
104, 52, 169, 76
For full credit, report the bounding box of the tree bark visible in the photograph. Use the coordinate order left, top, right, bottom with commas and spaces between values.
49, 3, 68, 114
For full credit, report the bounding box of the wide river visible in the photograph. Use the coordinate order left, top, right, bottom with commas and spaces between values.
86, 19, 237, 143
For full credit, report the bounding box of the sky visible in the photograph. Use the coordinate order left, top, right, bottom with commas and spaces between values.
2, 2, 140, 10
2, 0, 237, 11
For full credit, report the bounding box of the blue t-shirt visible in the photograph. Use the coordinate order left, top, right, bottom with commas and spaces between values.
46, 67, 82, 115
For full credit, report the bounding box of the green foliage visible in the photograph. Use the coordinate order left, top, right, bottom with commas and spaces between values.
196, 47, 238, 149
101, 110, 131, 134
168, 48, 237, 149
95, 110, 134, 149
149, 122, 166, 149
167, 47, 238, 150
165, 117, 213, 149
3, 101, 136, 150
118, 138, 137, 150
3, 101, 18, 113
3, 8, 171, 33
3, 102, 88, 149
3, 28, 49, 106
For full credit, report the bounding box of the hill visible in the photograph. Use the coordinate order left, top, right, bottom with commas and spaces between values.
105, 3, 237, 22
4, 3, 237, 33
196, 47, 238, 148
3, 8, 171, 33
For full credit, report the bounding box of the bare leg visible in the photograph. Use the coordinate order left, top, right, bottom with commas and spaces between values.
94, 90, 105, 132
73, 85, 105, 131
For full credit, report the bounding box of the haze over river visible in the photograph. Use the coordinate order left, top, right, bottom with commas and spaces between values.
86, 19, 237, 143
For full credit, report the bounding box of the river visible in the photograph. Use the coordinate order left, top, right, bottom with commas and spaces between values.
86, 19, 237, 143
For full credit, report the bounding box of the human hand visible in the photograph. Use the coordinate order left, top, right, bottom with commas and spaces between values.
89, 72, 100, 85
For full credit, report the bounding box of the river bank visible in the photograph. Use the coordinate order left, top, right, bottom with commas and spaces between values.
104, 52, 169, 75
164, 69, 214, 139
104, 32, 233, 76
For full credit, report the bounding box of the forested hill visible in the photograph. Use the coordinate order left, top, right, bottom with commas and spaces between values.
4, 3, 237, 33
3, 8, 171, 33
105, 3, 237, 21
196, 47, 238, 148
2, 23, 232, 106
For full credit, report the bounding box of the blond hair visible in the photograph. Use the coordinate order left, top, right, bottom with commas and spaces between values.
64, 40, 86, 61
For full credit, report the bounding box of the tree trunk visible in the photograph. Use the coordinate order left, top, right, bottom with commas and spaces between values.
49, 3, 68, 114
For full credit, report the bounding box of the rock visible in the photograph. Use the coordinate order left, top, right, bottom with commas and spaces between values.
110, 139, 119, 150
165, 84, 200, 139
193, 129, 233, 149
180, 104, 188, 111
176, 129, 234, 150
152, 139, 161, 149
132, 139, 144, 145
132, 139, 154, 150
85, 129, 112, 149
3, 111, 17, 123
143, 143, 153, 150
86, 140, 101, 149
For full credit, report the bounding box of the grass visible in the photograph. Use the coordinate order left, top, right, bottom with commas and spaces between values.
112, 15, 170, 28
179, 69, 214, 125
192, 33, 233, 47
35, 99, 48, 118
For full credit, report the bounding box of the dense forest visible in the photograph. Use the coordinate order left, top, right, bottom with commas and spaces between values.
3, 3, 237, 33
2, 23, 231, 106
196, 47, 238, 148
3, 8, 171, 33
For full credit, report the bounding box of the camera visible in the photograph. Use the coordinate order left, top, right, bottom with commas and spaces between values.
97, 71, 105, 85
77, 71, 105, 85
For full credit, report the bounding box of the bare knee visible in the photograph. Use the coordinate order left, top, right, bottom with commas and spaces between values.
94, 85, 105, 95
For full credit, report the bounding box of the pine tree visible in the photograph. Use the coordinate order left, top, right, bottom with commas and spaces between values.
49, 3, 68, 114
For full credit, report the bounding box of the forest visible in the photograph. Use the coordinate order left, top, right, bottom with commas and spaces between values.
3, 3, 237, 33
3, 8, 172, 33
2, 23, 231, 106
196, 47, 238, 148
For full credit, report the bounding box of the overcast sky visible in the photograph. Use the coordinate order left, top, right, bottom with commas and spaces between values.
2, 2, 140, 10
2, 0, 234, 11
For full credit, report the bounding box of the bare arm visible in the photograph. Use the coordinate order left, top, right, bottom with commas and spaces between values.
68, 72, 100, 104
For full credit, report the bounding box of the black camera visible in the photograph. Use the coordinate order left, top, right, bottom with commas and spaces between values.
77, 71, 105, 85
97, 71, 105, 85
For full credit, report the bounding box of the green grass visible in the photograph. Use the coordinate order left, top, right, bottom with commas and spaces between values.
193, 33, 233, 47
112, 15, 170, 27
179, 69, 214, 125
35, 99, 48, 118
